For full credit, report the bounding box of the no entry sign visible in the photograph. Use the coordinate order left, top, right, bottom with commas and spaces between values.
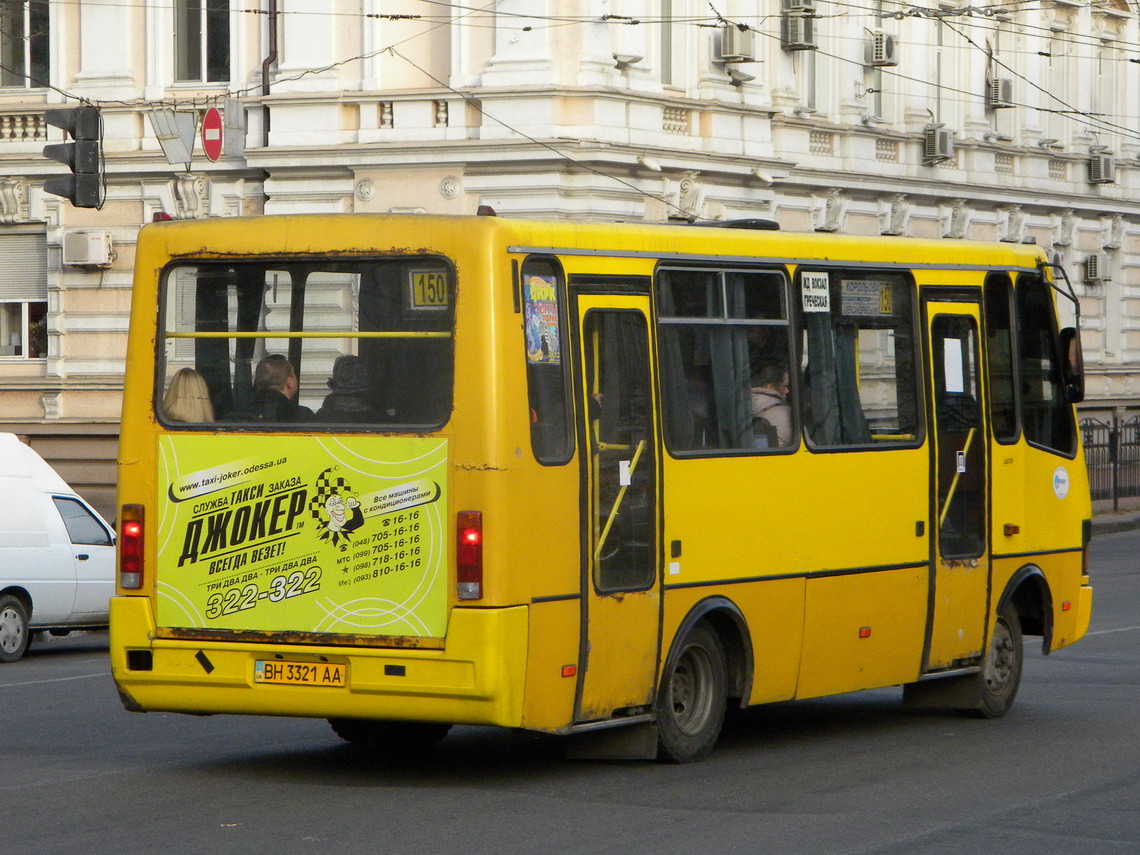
201, 107, 223, 162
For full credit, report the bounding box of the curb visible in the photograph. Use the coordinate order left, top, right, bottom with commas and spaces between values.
1091, 513, 1140, 535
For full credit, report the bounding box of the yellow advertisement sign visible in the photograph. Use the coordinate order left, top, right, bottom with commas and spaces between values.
156, 435, 449, 638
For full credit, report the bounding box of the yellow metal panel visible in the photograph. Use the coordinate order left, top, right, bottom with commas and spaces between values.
661, 448, 929, 588
1021, 445, 1091, 553
796, 566, 927, 698
990, 444, 1026, 550
520, 598, 581, 731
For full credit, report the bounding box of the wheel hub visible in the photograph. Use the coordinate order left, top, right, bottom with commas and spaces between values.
0, 607, 25, 654
984, 619, 1014, 692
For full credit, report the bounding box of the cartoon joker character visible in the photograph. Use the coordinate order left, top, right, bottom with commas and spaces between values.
310, 468, 366, 550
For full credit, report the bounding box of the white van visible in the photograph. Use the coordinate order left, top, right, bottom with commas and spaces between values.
0, 433, 116, 662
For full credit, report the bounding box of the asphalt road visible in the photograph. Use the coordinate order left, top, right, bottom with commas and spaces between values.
2, 529, 1137, 855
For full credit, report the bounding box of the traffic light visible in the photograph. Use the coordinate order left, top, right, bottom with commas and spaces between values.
43, 105, 103, 208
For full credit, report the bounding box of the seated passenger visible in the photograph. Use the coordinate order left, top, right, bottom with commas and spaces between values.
751, 363, 793, 447
251, 354, 314, 422
162, 367, 215, 423
317, 355, 378, 423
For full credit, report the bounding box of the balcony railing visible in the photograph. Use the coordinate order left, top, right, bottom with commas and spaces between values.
0, 112, 45, 142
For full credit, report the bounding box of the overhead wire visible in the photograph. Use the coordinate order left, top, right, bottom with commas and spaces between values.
3, 1, 1139, 169
716, 2, 1140, 144
383, 43, 696, 220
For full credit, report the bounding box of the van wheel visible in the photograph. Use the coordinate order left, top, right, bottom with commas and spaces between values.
329, 718, 452, 757
656, 623, 727, 763
0, 595, 30, 663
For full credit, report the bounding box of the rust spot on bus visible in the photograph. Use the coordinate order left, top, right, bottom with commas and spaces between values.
157, 627, 445, 650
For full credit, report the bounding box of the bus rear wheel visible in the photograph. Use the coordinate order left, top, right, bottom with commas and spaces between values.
328, 718, 452, 756
656, 623, 727, 763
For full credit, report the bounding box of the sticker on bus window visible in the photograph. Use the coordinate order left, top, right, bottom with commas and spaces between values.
408, 270, 450, 310
841, 280, 894, 316
943, 339, 966, 393
156, 435, 449, 639
524, 274, 561, 364
801, 272, 830, 312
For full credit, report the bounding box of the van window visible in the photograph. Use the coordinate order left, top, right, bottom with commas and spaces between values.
52, 497, 113, 546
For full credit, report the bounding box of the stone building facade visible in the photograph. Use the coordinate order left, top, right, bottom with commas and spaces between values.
1, 0, 1138, 516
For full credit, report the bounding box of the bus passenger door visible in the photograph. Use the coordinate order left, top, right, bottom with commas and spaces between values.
925, 300, 990, 670
573, 299, 660, 723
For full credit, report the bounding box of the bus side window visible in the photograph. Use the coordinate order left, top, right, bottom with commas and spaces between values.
657, 267, 794, 453
521, 258, 573, 464
797, 271, 921, 448
1016, 274, 1075, 455
984, 273, 1018, 443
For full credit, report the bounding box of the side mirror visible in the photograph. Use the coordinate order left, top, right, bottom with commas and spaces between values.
1060, 327, 1084, 404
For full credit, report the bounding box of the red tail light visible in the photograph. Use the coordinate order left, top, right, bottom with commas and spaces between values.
120, 504, 145, 589
456, 511, 483, 600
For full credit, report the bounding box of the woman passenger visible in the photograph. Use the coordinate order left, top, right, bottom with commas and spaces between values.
163, 367, 215, 422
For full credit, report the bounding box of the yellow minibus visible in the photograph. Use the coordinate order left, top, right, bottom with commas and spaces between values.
111, 213, 1092, 761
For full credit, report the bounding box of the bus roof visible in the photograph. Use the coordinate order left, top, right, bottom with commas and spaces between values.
139, 212, 1048, 272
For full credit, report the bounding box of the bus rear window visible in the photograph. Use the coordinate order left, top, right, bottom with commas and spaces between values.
158, 258, 455, 429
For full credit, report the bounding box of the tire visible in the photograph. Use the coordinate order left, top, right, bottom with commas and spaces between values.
0, 595, 30, 664
656, 623, 727, 763
328, 718, 452, 757
960, 602, 1023, 719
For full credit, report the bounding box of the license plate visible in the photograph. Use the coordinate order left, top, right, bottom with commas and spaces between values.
254, 660, 346, 687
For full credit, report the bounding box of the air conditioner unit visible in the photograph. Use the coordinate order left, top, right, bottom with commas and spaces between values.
781, 13, 817, 51
719, 25, 755, 62
923, 127, 955, 163
986, 77, 1014, 109
62, 231, 112, 266
865, 30, 898, 67
1088, 153, 1116, 184
1085, 253, 1107, 283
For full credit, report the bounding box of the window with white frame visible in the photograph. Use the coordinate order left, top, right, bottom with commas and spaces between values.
0, 0, 49, 88
0, 301, 46, 358
660, 0, 686, 87
175, 0, 230, 83
0, 232, 47, 359
1044, 18, 1070, 145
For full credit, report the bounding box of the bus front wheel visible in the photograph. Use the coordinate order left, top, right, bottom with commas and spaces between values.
961, 602, 1023, 719
656, 623, 727, 763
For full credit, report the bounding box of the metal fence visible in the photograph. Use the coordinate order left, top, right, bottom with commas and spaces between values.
1080, 415, 1140, 509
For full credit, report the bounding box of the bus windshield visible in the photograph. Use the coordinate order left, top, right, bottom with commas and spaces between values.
158, 257, 455, 429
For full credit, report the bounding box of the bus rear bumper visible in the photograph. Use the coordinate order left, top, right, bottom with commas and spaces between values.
110, 596, 529, 728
